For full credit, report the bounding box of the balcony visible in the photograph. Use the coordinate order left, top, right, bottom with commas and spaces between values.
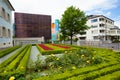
108, 30, 120, 35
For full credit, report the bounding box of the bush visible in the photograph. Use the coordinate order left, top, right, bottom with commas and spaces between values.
0, 45, 21, 58
33, 62, 118, 80
67, 63, 120, 80
0, 45, 31, 80
0, 46, 26, 69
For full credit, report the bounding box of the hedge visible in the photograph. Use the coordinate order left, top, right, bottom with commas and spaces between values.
33, 61, 118, 80
67, 63, 120, 80
0, 45, 21, 58
0, 46, 27, 70
4, 45, 29, 71
0, 45, 31, 79
16, 45, 31, 72
95, 70, 120, 80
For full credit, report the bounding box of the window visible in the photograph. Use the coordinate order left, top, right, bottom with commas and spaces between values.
91, 19, 98, 23
8, 29, 11, 38
91, 30, 98, 34
4, 43, 6, 45
6, 13, 10, 23
99, 18, 104, 21
99, 24, 105, 27
2, 8, 5, 19
93, 36, 99, 40
100, 30, 105, 33
91, 25, 97, 28
2, 27, 6, 37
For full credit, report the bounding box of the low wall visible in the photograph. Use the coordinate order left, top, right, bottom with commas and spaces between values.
13, 37, 44, 46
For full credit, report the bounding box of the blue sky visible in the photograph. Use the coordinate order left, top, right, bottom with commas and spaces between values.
9, 0, 120, 27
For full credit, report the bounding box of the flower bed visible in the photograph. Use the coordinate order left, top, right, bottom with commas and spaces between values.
50, 44, 71, 49
33, 62, 118, 80
1, 44, 120, 79
38, 44, 54, 50
36, 44, 67, 55
31, 45, 120, 80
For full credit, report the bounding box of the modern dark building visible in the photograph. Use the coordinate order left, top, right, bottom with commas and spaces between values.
14, 12, 51, 40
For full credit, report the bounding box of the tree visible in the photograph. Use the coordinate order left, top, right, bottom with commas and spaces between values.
60, 6, 88, 45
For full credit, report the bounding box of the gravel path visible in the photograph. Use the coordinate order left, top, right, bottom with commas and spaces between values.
29, 46, 41, 62
29, 46, 63, 62
0, 46, 23, 64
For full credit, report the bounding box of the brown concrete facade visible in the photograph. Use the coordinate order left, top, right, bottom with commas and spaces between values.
14, 12, 51, 40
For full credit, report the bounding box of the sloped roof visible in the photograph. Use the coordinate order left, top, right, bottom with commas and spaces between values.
4, 0, 15, 11
87, 15, 114, 22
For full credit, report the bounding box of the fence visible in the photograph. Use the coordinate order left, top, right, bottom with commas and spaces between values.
78, 40, 120, 51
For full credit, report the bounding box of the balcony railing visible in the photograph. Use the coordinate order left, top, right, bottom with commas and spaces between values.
108, 30, 120, 35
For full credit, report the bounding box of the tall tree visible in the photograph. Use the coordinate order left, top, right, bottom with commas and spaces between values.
60, 6, 88, 45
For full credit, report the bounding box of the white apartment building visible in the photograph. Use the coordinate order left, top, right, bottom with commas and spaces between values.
0, 0, 14, 48
77, 15, 120, 43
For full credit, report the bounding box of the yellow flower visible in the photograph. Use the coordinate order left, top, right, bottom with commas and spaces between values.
21, 66, 24, 69
9, 76, 15, 80
56, 58, 59, 60
81, 55, 85, 57
51, 54, 55, 56
65, 51, 68, 53
58, 67, 62, 69
92, 57, 95, 60
72, 66, 76, 70
4, 70, 7, 73
70, 51, 72, 53
86, 60, 90, 63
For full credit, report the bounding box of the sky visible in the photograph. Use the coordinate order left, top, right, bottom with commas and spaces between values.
9, 0, 120, 27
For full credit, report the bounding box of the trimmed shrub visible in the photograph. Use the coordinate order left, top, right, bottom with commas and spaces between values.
0, 45, 21, 58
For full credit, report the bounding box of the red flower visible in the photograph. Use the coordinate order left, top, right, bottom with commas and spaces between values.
50, 44, 70, 49
38, 44, 53, 50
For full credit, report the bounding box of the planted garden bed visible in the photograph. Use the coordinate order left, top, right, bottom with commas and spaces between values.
30, 44, 120, 80
50, 44, 71, 49
36, 44, 76, 55
0, 45, 31, 80
0, 45, 21, 58
0, 44, 120, 80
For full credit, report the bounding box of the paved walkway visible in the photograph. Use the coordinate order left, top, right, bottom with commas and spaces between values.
29, 46, 41, 62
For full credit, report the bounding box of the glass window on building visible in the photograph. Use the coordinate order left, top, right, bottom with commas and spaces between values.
93, 36, 99, 40
8, 29, 11, 38
91, 25, 98, 28
0, 6, 2, 17
91, 30, 98, 34
2, 27, 6, 37
91, 19, 98, 23
6, 13, 10, 23
100, 30, 105, 33
2, 8, 5, 19
99, 18, 105, 21
99, 24, 105, 27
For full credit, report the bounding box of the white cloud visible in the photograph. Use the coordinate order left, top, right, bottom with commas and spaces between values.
114, 16, 120, 27
105, 12, 111, 17
9, 0, 118, 22
115, 21, 120, 27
